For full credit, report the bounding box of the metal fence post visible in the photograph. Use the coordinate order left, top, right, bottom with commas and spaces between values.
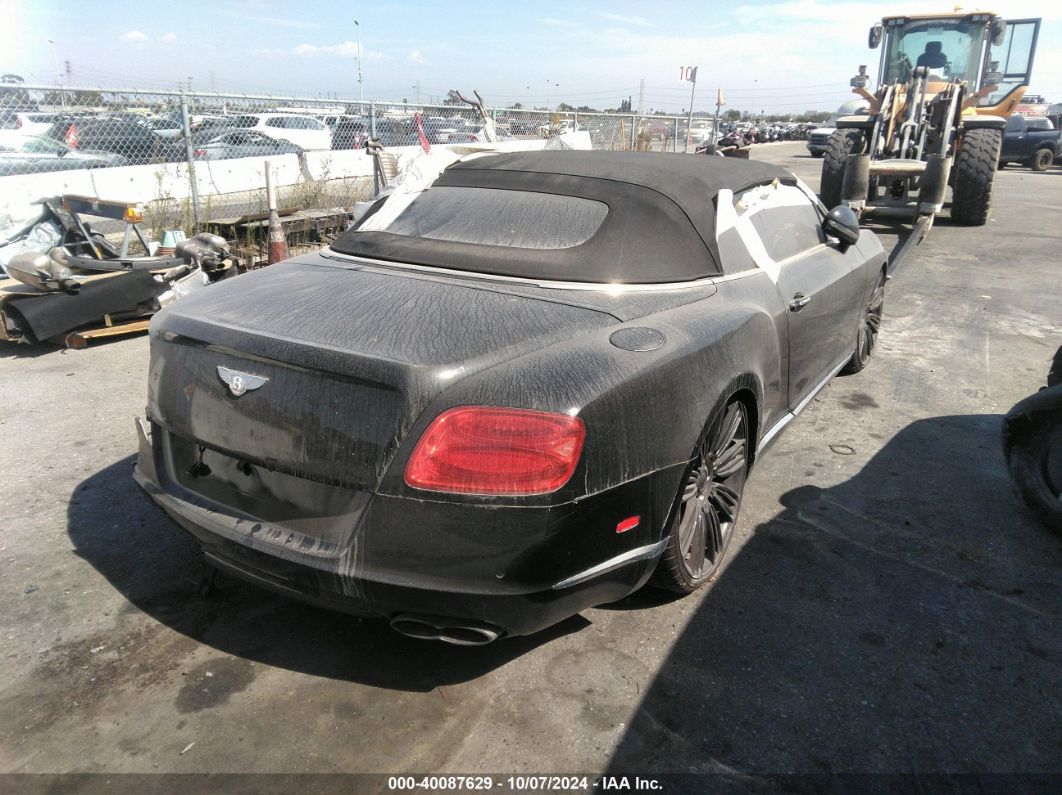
673, 118, 679, 153
369, 101, 379, 196
630, 114, 637, 150
178, 91, 202, 229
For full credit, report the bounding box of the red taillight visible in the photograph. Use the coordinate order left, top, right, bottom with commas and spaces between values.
193, 148, 206, 157
65, 124, 78, 148
404, 407, 585, 495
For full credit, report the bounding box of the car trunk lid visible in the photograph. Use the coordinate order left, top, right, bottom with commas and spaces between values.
148, 258, 619, 490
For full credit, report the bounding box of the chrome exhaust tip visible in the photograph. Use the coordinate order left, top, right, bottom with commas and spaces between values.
390, 613, 503, 646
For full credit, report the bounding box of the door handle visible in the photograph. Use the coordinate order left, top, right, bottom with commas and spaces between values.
789, 293, 811, 311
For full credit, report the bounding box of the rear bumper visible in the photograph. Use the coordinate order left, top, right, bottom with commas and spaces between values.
134, 418, 680, 638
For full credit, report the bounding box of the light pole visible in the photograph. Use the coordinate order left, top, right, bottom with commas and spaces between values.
753, 78, 758, 123
354, 20, 363, 103
48, 39, 65, 109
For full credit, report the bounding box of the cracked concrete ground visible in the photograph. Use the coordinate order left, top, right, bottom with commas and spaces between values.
0, 143, 1059, 782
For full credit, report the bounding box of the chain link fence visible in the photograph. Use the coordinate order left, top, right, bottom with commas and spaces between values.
1, 84, 701, 255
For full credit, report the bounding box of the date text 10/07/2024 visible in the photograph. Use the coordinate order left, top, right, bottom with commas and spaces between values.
386, 776, 663, 791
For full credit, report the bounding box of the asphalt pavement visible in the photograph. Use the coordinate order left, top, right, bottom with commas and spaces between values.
0, 142, 1059, 787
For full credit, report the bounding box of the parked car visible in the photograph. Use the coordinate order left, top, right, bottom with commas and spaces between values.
134, 151, 886, 645
807, 100, 871, 157
225, 112, 331, 151
138, 117, 184, 139
686, 120, 716, 146
45, 118, 173, 165
2, 111, 71, 135
421, 116, 473, 143
538, 119, 584, 137
331, 117, 368, 150
186, 129, 303, 160
999, 115, 1060, 171
505, 116, 539, 135
0, 132, 128, 176
190, 115, 253, 135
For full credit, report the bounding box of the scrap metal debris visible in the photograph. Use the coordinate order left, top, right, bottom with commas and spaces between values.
0, 197, 234, 345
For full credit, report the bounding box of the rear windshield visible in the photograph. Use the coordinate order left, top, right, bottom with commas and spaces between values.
356, 187, 607, 249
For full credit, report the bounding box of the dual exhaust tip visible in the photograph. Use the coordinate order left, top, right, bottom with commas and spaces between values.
390, 613, 503, 646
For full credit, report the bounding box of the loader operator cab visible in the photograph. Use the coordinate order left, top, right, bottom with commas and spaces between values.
916, 41, 947, 71
871, 13, 1040, 113
880, 17, 985, 84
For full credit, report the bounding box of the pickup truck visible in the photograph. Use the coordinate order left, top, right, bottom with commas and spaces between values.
999, 115, 1060, 171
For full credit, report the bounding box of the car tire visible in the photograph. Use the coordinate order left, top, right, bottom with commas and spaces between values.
1003, 395, 1062, 534
842, 269, 885, 374
820, 129, 866, 208
1031, 147, 1054, 172
652, 399, 749, 594
951, 128, 1001, 226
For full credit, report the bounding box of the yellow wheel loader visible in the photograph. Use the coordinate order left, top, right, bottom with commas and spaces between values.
821, 11, 1041, 252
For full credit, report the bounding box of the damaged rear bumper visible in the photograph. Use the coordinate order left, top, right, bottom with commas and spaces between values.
133, 418, 677, 639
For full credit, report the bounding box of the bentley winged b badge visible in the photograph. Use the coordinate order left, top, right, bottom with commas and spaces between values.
217, 365, 269, 397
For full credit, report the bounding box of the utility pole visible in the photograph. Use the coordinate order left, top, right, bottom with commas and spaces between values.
48, 40, 65, 109
684, 67, 698, 153
354, 20, 364, 103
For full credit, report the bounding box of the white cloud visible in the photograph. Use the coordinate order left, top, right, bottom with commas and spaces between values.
120, 30, 150, 44
408, 49, 426, 64
159, 33, 177, 44
294, 41, 359, 58
292, 41, 390, 61
599, 12, 654, 28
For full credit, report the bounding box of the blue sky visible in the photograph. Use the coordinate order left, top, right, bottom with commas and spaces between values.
6, 0, 1060, 113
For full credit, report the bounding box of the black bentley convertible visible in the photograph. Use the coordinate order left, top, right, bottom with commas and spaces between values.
135, 151, 886, 644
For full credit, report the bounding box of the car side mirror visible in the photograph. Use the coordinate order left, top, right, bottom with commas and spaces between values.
868, 24, 883, 49
823, 206, 861, 246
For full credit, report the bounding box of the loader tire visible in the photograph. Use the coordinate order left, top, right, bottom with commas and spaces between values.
951, 128, 1001, 226
820, 129, 865, 208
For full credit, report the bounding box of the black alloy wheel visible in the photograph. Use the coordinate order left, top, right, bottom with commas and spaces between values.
654, 400, 749, 592
843, 270, 885, 374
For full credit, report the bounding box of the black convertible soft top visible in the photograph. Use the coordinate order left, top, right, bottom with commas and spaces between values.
333, 151, 792, 284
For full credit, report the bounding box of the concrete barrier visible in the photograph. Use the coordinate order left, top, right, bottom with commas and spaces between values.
0, 139, 549, 235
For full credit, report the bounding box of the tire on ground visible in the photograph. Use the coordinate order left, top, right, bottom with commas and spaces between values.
820, 129, 866, 208
951, 127, 1002, 226
1031, 147, 1054, 172
1003, 407, 1062, 534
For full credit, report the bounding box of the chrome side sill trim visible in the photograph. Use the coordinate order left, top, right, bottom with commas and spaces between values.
756, 353, 852, 456
551, 539, 667, 590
